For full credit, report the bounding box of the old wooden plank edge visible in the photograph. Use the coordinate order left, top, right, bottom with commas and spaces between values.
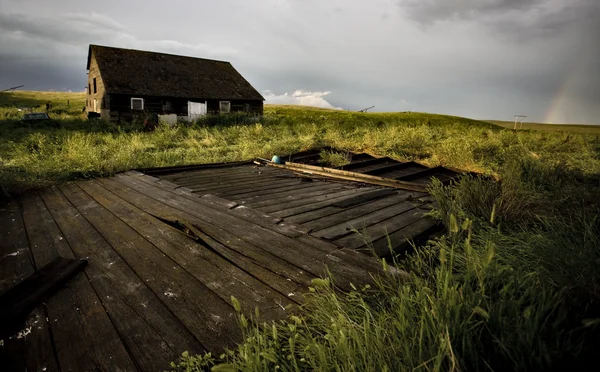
0, 257, 87, 336
136, 160, 254, 175
329, 188, 399, 208
268, 162, 429, 192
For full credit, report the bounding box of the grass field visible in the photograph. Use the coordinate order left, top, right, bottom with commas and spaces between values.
1, 91, 599, 371
485, 119, 600, 134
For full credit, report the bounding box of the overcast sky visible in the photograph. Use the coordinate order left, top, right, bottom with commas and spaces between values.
1, 0, 598, 123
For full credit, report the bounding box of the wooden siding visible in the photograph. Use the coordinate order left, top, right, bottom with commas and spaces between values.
87, 52, 108, 113
106, 94, 263, 122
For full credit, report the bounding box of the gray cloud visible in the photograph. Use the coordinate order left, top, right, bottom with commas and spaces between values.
0, 0, 598, 124
399, 0, 544, 24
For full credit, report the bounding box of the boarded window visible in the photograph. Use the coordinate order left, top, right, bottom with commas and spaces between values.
93, 78, 97, 93
220, 101, 231, 113
131, 98, 144, 110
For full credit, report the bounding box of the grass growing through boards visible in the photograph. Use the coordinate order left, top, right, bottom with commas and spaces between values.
1, 92, 600, 370
171, 158, 600, 371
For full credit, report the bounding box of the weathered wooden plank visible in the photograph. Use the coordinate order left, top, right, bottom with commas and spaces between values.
366, 218, 440, 257
211, 178, 319, 197
224, 179, 320, 199
0, 198, 59, 372
286, 190, 416, 225
165, 164, 278, 180
329, 189, 398, 208
59, 182, 244, 351
111, 174, 377, 290
375, 165, 430, 179
131, 176, 301, 237
186, 174, 299, 193
98, 177, 315, 289
261, 187, 376, 215
269, 162, 428, 192
241, 183, 350, 209
0, 199, 34, 294
333, 207, 429, 249
395, 166, 446, 181
41, 186, 204, 370
301, 191, 424, 231
76, 180, 299, 312
178, 173, 284, 190
20, 192, 138, 372
0, 258, 86, 333
271, 188, 377, 218
140, 160, 253, 176
311, 200, 422, 240
361, 161, 424, 176
171, 167, 282, 186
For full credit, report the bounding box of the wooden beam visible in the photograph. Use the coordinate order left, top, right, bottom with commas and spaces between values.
267, 162, 429, 192
0, 257, 87, 336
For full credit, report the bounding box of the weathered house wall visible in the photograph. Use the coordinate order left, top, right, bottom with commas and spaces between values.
86, 44, 265, 122
86, 52, 109, 119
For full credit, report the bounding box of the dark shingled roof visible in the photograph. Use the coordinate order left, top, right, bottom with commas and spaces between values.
87, 45, 264, 101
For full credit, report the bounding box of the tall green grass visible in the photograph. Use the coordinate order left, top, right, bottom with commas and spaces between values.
1, 104, 599, 195
171, 158, 600, 372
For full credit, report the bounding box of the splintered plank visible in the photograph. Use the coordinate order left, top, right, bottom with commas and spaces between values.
0, 198, 59, 372
109, 174, 379, 290
41, 186, 206, 370
76, 180, 299, 313
0, 257, 86, 331
333, 206, 431, 250
19, 192, 138, 372
58, 183, 244, 352
310, 199, 424, 240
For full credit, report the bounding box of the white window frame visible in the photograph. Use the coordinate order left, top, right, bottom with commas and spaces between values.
131, 97, 144, 110
219, 101, 231, 113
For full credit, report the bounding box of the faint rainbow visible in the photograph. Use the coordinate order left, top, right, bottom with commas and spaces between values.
544, 48, 587, 124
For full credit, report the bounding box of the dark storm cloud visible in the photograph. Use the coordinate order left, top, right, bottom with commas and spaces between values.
399, 0, 543, 24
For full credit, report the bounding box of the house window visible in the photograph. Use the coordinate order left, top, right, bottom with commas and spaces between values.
93, 78, 97, 93
244, 103, 250, 112
131, 98, 144, 110
88, 83, 91, 95
220, 101, 231, 113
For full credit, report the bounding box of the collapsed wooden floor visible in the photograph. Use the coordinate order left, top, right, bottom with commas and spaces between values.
157, 160, 442, 257
0, 171, 398, 371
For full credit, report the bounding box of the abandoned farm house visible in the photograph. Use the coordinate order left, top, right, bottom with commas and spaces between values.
85, 44, 264, 122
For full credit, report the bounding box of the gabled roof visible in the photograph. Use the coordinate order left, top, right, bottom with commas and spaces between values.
86, 45, 264, 101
